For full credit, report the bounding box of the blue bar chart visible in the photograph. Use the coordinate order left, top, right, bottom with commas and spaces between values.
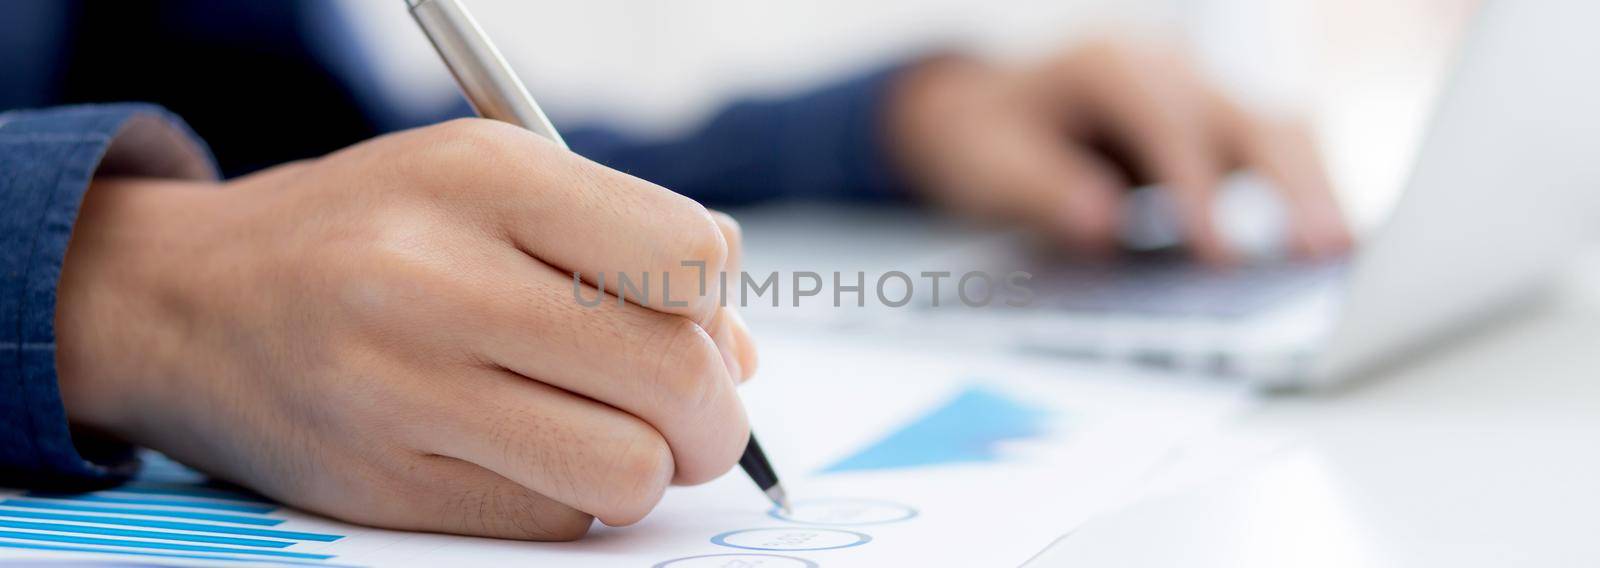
0, 453, 347, 566
821, 384, 1057, 473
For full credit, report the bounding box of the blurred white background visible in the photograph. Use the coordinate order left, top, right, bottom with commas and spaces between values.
342, 0, 1478, 229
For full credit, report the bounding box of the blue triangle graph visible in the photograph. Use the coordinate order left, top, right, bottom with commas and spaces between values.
820, 384, 1055, 473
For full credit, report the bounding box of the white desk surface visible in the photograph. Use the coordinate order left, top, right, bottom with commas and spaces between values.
733, 205, 1600, 568
1028, 261, 1600, 568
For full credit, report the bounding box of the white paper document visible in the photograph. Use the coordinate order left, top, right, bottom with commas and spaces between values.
1, 334, 1248, 567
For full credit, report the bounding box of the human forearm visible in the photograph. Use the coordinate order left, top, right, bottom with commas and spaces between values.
0, 104, 216, 487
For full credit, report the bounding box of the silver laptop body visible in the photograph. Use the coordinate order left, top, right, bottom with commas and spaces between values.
976, 0, 1600, 389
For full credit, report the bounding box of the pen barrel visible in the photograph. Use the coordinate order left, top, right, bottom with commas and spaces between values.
739, 437, 780, 491
408, 0, 567, 149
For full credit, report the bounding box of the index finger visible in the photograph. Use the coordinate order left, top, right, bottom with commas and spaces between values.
1053, 44, 1234, 262
1208, 97, 1354, 257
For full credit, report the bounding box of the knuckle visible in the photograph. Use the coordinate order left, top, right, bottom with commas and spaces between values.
598, 428, 673, 525
684, 406, 745, 486
434, 117, 527, 152
672, 205, 730, 271
677, 408, 749, 486
617, 431, 674, 489
690, 210, 731, 268
636, 316, 747, 486
410, 118, 549, 191
646, 318, 724, 414
658, 206, 729, 317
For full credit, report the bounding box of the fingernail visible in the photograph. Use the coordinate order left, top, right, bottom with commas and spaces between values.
708, 210, 742, 235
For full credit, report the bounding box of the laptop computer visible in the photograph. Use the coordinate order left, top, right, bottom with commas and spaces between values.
946, 0, 1600, 389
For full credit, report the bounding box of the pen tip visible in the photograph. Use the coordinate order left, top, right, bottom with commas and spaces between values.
765, 484, 792, 516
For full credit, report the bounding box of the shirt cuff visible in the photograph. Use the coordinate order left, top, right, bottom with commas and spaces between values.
1, 103, 216, 488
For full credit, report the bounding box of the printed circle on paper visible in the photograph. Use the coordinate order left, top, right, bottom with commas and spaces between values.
711, 527, 872, 551
653, 552, 819, 568
768, 498, 919, 526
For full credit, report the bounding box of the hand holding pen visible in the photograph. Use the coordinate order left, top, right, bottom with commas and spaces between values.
407, 0, 790, 513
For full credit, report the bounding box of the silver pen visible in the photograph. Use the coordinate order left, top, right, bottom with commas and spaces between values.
406, 0, 792, 516
406, 0, 563, 146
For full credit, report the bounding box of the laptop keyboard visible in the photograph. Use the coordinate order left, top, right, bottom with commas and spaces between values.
1027, 254, 1348, 318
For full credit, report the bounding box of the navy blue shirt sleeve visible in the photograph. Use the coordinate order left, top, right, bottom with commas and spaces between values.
1, 103, 217, 488
380, 64, 918, 206
563, 63, 915, 206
